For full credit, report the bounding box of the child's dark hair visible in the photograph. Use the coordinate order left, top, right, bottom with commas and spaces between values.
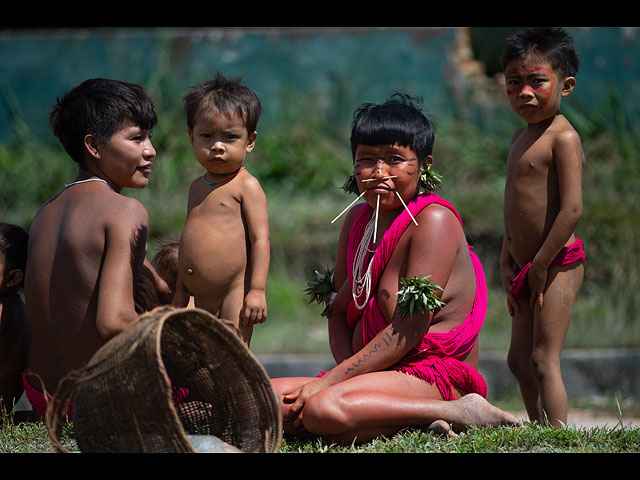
184, 71, 262, 134
0, 223, 28, 287
48, 78, 158, 164
500, 27, 579, 77
151, 240, 179, 289
350, 92, 434, 165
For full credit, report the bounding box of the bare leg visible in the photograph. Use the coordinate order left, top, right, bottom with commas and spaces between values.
531, 264, 583, 426
219, 282, 253, 345
507, 300, 543, 422
507, 264, 583, 426
272, 372, 520, 444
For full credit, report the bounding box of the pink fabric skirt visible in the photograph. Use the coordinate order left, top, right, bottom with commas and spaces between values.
512, 238, 586, 300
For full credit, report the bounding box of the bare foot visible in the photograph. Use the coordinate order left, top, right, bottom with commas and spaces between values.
450, 393, 522, 432
427, 419, 458, 438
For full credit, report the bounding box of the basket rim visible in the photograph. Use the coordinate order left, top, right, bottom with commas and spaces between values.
48, 306, 283, 453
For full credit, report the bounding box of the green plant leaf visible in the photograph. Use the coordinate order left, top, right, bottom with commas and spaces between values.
304, 267, 335, 317
396, 275, 445, 317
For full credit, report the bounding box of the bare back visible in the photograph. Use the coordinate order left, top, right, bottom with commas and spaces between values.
503, 114, 584, 267
25, 182, 148, 392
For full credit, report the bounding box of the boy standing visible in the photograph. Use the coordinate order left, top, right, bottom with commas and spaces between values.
23, 78, 158, 416
0, 223, 28, 416
173, 72, 270, 345
499, 28, 585, 426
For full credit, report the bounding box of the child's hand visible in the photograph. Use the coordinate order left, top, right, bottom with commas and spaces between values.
283, 377, 326, 429
241, 289, 267, 326
527, 261, 547, 310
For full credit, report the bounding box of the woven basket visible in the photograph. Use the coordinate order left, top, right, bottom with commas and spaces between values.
46, 307, 282, 453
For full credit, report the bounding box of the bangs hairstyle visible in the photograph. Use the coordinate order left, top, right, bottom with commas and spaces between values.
48, 78, 157, 164
184, 71, 262, 134
500, 27, 580, 77
350, 93, 434, 165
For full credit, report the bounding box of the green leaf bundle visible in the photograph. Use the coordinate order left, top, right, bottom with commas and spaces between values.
304, 267, 335, 317
420, 167, 443, 191
396, 275, 445, 317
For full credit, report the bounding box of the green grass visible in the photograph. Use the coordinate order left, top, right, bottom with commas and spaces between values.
281, 422, 640, 453
3, 388, 638, 454
0, 414, 75, 453
2, 413, 638, 453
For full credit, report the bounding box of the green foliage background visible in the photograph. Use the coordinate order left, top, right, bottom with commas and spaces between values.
1, 28, 638, 354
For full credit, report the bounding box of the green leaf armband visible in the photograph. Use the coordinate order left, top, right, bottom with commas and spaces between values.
396, 275, 445, 317
304, 267, 335, 318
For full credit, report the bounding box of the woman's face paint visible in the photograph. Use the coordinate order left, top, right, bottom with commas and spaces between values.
353, 143, 421, 210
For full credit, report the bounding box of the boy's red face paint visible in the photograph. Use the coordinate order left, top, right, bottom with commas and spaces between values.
505, 65, 555, 101
504, 59, 564, 124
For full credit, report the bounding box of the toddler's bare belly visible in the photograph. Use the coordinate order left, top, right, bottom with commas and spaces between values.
179, 222, 247, 300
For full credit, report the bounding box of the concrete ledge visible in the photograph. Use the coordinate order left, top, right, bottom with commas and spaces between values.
13, 349, 638, 420
257, 349, 640, 402
257, 353, 335, 379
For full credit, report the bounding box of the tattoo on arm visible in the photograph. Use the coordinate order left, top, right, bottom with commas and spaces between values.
344, 330, 395, 375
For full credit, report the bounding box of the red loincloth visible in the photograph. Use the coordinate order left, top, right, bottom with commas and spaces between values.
22, 369, 187, 420
22, 370, 73, 420
511, 239, 586, 301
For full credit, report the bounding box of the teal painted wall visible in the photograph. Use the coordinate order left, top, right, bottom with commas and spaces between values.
1, 27, 639, 143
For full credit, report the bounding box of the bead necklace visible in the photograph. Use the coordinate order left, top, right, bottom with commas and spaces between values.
352, 212, 377, 310
202, 166, 245, 186
64, 178, 113, 191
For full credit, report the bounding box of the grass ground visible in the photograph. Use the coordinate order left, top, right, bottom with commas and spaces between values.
3, 383, 640, 453
2, 412, 638, 453
280, 421, 640, 453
